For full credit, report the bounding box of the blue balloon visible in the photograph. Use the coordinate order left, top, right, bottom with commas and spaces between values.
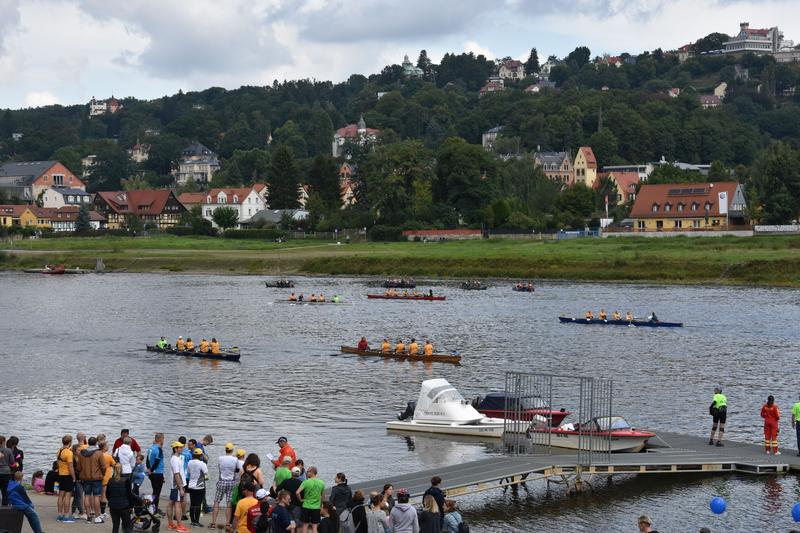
710, 497, 727, 515
792, 502, 800, 522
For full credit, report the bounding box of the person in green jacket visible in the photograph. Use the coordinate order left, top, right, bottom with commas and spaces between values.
709, 387, 727, 447
157, 337, 168, 349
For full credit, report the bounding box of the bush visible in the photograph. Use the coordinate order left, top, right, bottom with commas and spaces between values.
367, 225, 404, 241
223, 228, 289, 240
165, 225, 217, 237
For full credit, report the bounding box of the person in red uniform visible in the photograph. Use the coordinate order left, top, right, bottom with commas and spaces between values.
761, 395, 781, 455
357, 337, 369, 351
112, 429, 140, 453
271, 437, 296, 469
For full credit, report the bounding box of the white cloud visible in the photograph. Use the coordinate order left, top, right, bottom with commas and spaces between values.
24, 91, 60, 108
463, 40, 495, 59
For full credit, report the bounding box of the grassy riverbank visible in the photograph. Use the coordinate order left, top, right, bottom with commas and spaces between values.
2, 235, 800, 286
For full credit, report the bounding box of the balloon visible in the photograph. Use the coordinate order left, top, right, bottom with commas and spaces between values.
710, 497, 727, 515
792, 502, 800, 522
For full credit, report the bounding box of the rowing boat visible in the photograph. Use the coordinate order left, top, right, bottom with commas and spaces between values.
381, 280, 416, 288
264, 281, 294, 288
340, 346, 461, 364
558, 317, 683, 328
274, 300, 346, 305
512, 286, 534, 292
367, 294, 446, 301
145, 345, 241, 362
460, 283, 487, 290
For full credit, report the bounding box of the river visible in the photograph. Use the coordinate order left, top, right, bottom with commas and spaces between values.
2, 273, 800, 531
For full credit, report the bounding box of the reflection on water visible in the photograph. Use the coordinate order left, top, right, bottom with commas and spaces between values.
2, 273, 800, 531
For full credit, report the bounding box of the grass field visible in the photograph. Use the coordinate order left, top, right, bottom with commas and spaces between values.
3, 234, 800, 286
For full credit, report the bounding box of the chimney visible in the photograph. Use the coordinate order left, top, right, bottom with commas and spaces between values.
740, 22, 749, 31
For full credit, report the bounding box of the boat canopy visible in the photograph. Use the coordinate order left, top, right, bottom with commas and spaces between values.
588, 417, 632, 431
478, 392, 549, 411
414, 378, 484, 424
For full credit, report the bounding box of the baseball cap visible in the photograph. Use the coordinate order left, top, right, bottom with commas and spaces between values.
396, 488, 409, 496
224, 442, 234, 451
236, 449, 246, 458
193, 448, 203, 456
276, 436, 288, 444
255, 489, 268, 500
291, 467, 301, 475
171, 441, 184, 448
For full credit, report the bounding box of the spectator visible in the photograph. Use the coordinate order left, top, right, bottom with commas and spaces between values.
0, 435, 13, 505
78, 436, 105, 523
44, 461, 58, 495
442, 500, 462, 533
418, 495, 440, 533
388, 488, 418, 533
113, 430, 141, 454
365, 493, 389, 533
637, 515, 659, 533
423, 477, 445, 526
8, 471, 44, 533
297, 466, 325, 533
329, 472, 352, 513
271, 489, 297, 533
106, 463, 135, 533
8, 436, 23, 473
114, 437, 136, 477
32, 470, 45, 493
318, 501, 338, 533
56, 435, 76, 523
146, 433, 165, 514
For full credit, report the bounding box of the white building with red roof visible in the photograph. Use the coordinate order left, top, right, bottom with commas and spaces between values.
332, 115, 380, 158
498, 59, 525, 80
724, 22, 787, 55
88, 96, 123, 117
200, 185, 268, 227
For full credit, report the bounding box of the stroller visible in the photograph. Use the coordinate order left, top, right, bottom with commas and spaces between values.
131, 493, 161, 533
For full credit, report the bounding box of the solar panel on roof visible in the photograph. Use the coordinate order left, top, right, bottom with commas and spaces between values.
693, 188, 706, 194
668, 189, 681, 195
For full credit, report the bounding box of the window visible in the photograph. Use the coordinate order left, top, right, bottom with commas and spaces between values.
68, 196, 74, 202
705, 202, 712, 211
53, 174, 64, 185
637, 220, 645, 230
677, 202, 685, 212
674, 220, 682, 228
691, 202, 699, 212
693, 220, 701, 228
232, 195, 238, 203
656, 220, 664, 230
206, 196, 212, 203
651, 203, 659, 213
664, 203, 672, 212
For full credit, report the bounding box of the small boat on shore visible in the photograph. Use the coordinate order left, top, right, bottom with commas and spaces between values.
473, 392, 570, 426
386, 379, 506, 437
558, 317, 683, 328
340, 346, 461, 364
24, 264, 66, 275
529, 416, 655, 453
264, 280, 294, 288
367, 294, 445, 301
145, 345, 241, 362
381, 279, 416, 289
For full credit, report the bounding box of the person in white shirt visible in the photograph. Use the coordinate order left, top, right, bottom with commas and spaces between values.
167, 441, 187, 532
209, 443, 239, 529
186, 449, 209, 526
113, 437, 136, 475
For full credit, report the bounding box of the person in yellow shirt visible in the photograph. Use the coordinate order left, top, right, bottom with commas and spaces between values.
612, 311, 621, 320
599, 309, 607, 320
210, 338, 220, 354
186, 338, 195, 351
381, 339, 390, 353
402, 290, 409, 297
56, 435, 75, 519
99, 440, 116, 516
395, 339, 405, 354
232, 484, 258, 533
408, 339, 419, 355
424, 341, 433, 356
585, 310, 594, 320
626, 311, 633, 321
199, 339, 210, 353
176, 336, 186, 351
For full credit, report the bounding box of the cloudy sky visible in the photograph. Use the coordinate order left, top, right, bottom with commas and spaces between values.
0, 0, 798, 109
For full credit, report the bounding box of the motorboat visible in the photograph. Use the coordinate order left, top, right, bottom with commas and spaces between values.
473, 392, 570, 426
386, 379, 506, 437
529, 416, 655, 453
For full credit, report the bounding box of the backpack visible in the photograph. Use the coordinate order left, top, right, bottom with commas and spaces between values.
457, 521, 470, 533
254, 504, 274, 533
246, 502, 263, 533
338, 505, 364, 533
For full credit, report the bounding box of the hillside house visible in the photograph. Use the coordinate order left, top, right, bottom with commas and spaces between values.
724, 22, 787, 55
699, 95, 722, 109
499, 59, 525, 80
479, 81, 506, 96
533, 151, 573, 186
94, 190, 186, 229
573, 147, 598, 188
175, 142, 220, 185
332, 116, 380, 158
596, 171, 640, 205
41, 187, 92, 209
482, 126, 503, 151
0, 161, 85, 203
630, 182, 746, 231
402, 55, 424, 78
201, 186, 268, 227
88, 96, 122, 117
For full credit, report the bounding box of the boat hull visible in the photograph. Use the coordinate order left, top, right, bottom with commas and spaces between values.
512, 287, 534, 292
460, 285, 487, 290
340, 346, 461, 364
529, 429, 653, 453
264, 282, 294, 288
558, 317, 683, 328
386, 419, 504, 437
145, 345, 240, 362
274, 300, 344, 305
367, 294, 445, 301
479, 409, 569, 426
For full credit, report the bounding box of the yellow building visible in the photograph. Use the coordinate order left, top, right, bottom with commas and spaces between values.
573, 147, 598, 188
630, 182, 747, 231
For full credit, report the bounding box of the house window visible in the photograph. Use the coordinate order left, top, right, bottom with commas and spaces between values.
53, 174, 64, 185
691, 202, 699, 212
207, 196, 212, 203
677, 203, 685, 212
651, 203, 659, 212
656, 220, 664, 230
674, 220, 682, 228
705, 202, 712, 211
637, 220, 645, 230
233, 195, 238, 203
693, 220, 701, 228
68, 196, 74, 202
664, 203, 672, 212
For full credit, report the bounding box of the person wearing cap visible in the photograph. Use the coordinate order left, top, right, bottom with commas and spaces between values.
388, 488, 418, 533
167, 440, 188, 532
232, 483, 257, 533
296, 466, 324, 533
176, 337, 186, 351
186, 448, 209, 527
637, 514, 658, 533
209, 443, 239, 529
274, 457, 292, 488
246, 489, 270, 533
272, 438, 296, 470
274, 466, 303, 524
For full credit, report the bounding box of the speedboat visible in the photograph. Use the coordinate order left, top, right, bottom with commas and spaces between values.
473, 392, 570, 426
529, 416, 655, 453
386, 379, 506, 437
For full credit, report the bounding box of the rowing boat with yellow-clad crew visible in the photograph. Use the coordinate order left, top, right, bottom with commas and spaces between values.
340, 346, 461, 364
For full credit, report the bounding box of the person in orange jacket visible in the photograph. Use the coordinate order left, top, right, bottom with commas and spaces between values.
761, 395, 781, 455
271, 437, 296, 469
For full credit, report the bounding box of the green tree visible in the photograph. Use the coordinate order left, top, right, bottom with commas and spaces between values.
751, 142, 800, 223
75, 204, 92, 233
180, 205, 215, 235
707, 160, 730, 181
213, 148, 270, 187
417, 49, 433, 79
88, 143, 131, 192
273, 120, 308, 159
692, 33, 730, 54
212, 206, 240, 229
268, 145, 300, 208
566, 46, 591, 68
122, 174, 150, 190
434, 137, 496, 223
525, 47, 540, 74
51, 146, 84, 177
307, 155, 341, 209
556, 183, 596, 221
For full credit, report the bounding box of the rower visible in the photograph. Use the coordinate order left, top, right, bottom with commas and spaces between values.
357, 337, 369, 351
288, 293, 297, 301
176, 336, 186, 351
381, 339, 390, 353
199, 338, 210, 353
319, 293, 325, 302
424, 341, 433, 356
310, 293, 317, 302
210, 337, 220, 354
626, 311, 633, 321
585, 310, 594, 320
402, 290, 409, 297
186, 337, 195, 351
612, 311, 621, 320
332, 294, 340, 303
298, 293, 304, 301
408, 339, 419, 355
527, 282, 533, 290
599, 309, 607, 320
648, 311, 659, 323
157, 336, 168, 349
395, 339, 405, 354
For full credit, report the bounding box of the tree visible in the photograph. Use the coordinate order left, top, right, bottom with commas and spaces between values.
180, 205, 215, 235
273, 120, 307, 159
307, 155, 341, 209
417, 49, 433, 79
268, 145, 300, 209
751, 142, 800, 223
212, 206, 239, 230
692, 33, 730, 54
75, 205, 92, 233
566, 46, 591, 69
51, 146, 83, 177
88, 143, 131, 192
525, 47, 540, 74
556, 184, 596, 221
122, 174, 150, 190
435, 137, 496, 223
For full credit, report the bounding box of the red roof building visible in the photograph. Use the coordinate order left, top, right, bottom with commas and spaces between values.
630, 182, 747, 231
94, 189, 186, 229
596, 171, 640, 205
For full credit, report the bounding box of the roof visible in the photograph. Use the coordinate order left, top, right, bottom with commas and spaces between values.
182, 142, 217, 158
177, 192, 206, 205
205, 187, 261, 205
49, 187, 90, 196
0, 205, 32, 217
335, 123, 380, 138
577, 147, 597, 168
630, 182, 739, 219
534, 151, 569, 166
699, 95, 722, 105
45, 206, 107, 222
96, 190, 178, 216
244, 209, 308, 224
480, 81, 505, 93
486, 126, 503, 134
0, 161, 58, 184
502, 59, 523, 69
598, 171, 640, 193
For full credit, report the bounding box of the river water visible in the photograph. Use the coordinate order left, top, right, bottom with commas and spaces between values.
2, 273, 800, 532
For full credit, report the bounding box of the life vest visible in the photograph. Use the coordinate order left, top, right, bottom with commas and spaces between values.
186, 341, 195, 350
381, 342, 390, 353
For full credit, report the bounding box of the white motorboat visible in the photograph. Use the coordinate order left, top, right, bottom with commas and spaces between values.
386, 378, 507, 437
529, 416, 655, 453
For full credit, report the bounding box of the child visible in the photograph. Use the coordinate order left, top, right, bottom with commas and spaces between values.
32, 470, 45, 493
44, 461, 59, 495
132, 454, 146, 495
8, 471, 44, 533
